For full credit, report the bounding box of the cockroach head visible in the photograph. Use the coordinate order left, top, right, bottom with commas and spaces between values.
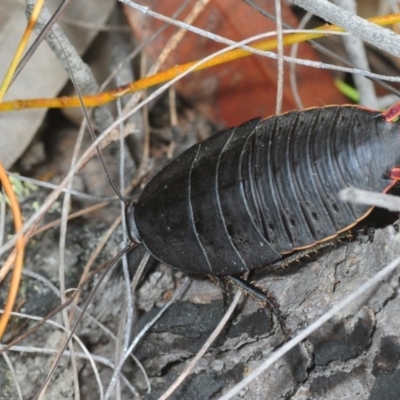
125, 202, 142, 244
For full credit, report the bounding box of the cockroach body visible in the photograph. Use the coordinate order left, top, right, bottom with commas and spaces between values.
128, 105, 400, 278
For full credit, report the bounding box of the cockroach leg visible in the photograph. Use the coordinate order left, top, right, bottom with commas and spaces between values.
223, 275, 286, 332
210, 275, 231, 312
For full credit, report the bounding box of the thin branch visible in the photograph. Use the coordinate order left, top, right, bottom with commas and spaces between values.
340, 187, 400, 212
333, 0, 377, 108
292, 0, 400, 57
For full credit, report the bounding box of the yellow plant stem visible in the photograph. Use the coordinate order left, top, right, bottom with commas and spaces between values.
0, 0, 45, 102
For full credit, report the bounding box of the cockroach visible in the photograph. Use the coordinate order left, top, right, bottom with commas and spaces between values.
124, 104, 400, 297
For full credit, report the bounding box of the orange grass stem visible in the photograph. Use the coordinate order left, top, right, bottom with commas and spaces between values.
0, 13, 400, 112
0, 0, 45, 102
0, 164, 25, 339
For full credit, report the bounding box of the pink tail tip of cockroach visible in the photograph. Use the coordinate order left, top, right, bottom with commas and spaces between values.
381, 102, 400, 122
390, 167, 400, 181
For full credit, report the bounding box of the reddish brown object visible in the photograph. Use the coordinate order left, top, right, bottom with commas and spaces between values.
390, 167, 400, 180
125, 0, 348, 127
382, 101, 400, 122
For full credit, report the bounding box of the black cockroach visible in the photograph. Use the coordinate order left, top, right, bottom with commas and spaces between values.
124, 104, 400, 292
